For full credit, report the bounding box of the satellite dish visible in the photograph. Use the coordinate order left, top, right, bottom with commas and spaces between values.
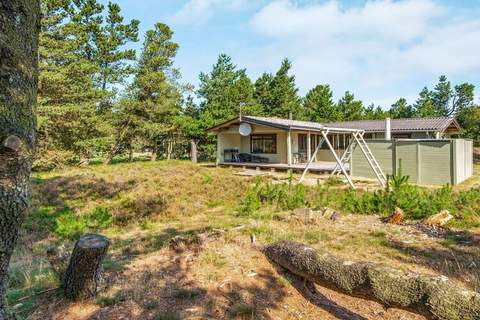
239, 123, 252, 136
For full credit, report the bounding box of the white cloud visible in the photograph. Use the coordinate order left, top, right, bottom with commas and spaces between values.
248, 0, 480, 106
172, 0, 247, 25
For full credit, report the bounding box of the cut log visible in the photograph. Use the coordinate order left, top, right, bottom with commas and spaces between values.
264, 240, 480, 320
423, 210, 453, 227
62, 234, 110, 300
383, 207, 404, 225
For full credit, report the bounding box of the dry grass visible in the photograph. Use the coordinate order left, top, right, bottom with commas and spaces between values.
7, 160, 480, 320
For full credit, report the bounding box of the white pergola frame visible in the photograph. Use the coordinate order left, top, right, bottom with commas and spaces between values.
298, 127, 386, 189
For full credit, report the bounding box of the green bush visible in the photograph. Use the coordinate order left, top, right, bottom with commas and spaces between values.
238, 171, 480, 227
54, 206, 113, 239
32, 148, 78, 172
340, 170, 479, 223
23, 206, 57, 233
85, 207, 113, 229
54, 207, 87, 240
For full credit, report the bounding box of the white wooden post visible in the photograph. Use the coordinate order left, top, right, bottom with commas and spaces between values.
307, 131, 311, 162
287, 130, 292, 166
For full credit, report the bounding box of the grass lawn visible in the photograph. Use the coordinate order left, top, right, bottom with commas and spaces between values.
7, 160, 480, 320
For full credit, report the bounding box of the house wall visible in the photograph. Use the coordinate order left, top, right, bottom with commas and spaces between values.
350, 139, 473, 185
217, 124, 287, 163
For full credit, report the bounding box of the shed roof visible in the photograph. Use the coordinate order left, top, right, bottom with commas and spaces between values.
327, 117, 461, 133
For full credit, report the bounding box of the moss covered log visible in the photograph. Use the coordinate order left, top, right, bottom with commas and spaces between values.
0, 1, 40, 319
264, 240, 480, 320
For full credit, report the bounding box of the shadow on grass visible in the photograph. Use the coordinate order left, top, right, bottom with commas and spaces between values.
385, 238, 480, 290
32, 175, 137, 208
85, 230, 292, 320
267, 257, 368, 320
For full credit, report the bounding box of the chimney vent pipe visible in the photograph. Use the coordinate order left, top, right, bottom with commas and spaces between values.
385, 118, 391, 140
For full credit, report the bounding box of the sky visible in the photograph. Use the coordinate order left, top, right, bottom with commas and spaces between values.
100, 0, 480, 108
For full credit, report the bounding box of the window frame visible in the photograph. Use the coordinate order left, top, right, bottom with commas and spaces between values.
250, 134, 277, 154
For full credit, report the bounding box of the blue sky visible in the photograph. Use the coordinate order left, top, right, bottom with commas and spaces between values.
100, 0, 480, 108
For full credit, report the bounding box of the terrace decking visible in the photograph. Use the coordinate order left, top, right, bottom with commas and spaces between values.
219, 161, 349, 173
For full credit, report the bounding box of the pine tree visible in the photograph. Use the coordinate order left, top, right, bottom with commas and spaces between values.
37, 0, 139, 166
37, 0, 107, 165
267, 58, 302, 118
254, 72, 273, 114
429, 75, 474, 116
132, 22, 182, 160
432, 75, 452, 116
95, 1, 139, 108
336, 91, 364, 121
364, 104, 388, 120
303, 84, 339, 122
38, 0, 102, 106
389, 98, 415, 119
198, 54, 259, 128
457, 105, 480, 142
414, 87, 439, 117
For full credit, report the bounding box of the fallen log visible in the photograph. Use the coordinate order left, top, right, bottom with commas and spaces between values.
62, 234, 110, 300
264, 240, 480, 320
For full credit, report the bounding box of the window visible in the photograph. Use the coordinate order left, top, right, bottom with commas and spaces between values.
250, 134, 277, 154
298, 134, 307, 152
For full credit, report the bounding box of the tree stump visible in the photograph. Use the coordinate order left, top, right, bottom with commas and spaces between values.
62, 234, 110, 300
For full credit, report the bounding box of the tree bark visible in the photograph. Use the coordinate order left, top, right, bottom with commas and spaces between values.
104, 142, 120, 165
62, 234, 110, 300
190, 139, 198, 164
0, 1, 40, 318
128, 143, 133, 162
167, 140, 173, 160
265, 241, 480, 320
151, 145, 157, 161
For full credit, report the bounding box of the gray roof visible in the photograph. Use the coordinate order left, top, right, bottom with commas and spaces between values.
326, 117, 460, 133
242, 116, 326, 131
209, 115, 362, 133
208, 115, 461, 133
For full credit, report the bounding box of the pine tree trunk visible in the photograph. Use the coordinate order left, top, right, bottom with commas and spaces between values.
151, 145, 157, 161
0, 1, 40, 318
167, 140, 173, 160
104, 143, 119, 165
62, 234, 110, 300
128, 144, 133, 162
190, 139, 198, 164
